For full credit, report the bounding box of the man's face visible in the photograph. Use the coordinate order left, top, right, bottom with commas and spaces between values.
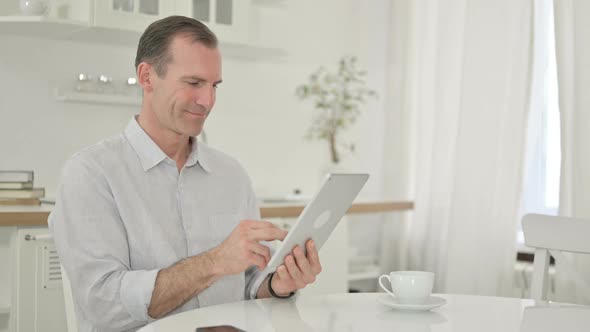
149, 35, 222, 137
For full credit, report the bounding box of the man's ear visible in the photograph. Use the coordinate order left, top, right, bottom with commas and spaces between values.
137, 62, 154, 93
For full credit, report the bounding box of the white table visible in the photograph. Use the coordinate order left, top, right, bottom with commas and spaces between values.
138, 293, 590, 332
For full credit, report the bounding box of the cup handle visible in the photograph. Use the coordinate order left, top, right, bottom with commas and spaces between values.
378, 275, 396, 297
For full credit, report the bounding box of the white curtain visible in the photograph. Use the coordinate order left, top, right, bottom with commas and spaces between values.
553, 0, 590, 304
406, 0, 533, 296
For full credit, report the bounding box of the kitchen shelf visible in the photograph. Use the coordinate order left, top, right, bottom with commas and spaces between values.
0, 16, 87, 39
0, 15, 149, 47
55, 88, 141, 107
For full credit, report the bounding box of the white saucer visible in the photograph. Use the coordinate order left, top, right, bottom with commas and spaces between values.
377, 294, 447, 311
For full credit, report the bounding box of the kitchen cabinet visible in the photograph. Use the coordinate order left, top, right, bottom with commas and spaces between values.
0, 205, 66, 332
12, 228, 65, 332
0, 0, 287, 57
93, 0, 176, 33
175, 0, 250, 44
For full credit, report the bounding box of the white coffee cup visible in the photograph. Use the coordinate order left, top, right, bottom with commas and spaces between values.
378, 271, 434, 304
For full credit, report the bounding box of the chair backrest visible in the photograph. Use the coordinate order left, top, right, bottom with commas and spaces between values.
522, 213, 590, 301
61, 265, 79, 332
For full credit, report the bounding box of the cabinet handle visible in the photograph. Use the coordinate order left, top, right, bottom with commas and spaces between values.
24, 234, 54, 241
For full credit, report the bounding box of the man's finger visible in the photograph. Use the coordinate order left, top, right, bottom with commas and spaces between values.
293, 245, 315, 283
277, 265, 291, 281
248, 252, 267, 270
249, 228, 288, 241
306, 240, 322, 275
273, 265, 294, 296
250, 243, 271, 263
241, 220, 277, 229
284, 255, 305, 289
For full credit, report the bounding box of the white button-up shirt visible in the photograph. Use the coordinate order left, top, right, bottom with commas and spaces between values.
49, 116, 268, 332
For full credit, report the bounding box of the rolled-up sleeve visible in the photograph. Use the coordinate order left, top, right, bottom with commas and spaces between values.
49, 155, 159, 330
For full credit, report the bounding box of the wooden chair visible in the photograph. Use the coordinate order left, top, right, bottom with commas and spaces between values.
522, 213, 590, 301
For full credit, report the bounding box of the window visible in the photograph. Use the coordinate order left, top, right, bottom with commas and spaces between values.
519, 0, 561, 248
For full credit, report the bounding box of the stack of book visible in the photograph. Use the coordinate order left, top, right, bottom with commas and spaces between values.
0, 170, 45, 206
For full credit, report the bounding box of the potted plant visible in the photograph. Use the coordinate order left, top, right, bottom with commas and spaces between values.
295, 56, 377, 165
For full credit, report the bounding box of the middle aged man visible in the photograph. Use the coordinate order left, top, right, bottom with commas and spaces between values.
49, 16, 322, 332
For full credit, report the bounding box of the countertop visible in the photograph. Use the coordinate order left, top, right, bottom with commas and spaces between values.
0, 200, 414, 227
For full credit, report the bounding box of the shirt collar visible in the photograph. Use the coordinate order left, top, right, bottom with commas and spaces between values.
187, 136, 213, 173
124, 116, 212, 173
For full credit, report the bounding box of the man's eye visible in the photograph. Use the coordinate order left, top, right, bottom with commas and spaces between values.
188, 81, 202, 86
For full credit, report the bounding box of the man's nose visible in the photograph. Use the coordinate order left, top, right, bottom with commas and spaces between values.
197, 86, 215, 110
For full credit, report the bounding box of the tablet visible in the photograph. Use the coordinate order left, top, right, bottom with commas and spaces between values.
263, 173, 369, 273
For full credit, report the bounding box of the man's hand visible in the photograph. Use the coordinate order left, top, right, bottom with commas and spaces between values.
211, 220, 288, 275
148, 220, 285, 318
270, 239, 322, 296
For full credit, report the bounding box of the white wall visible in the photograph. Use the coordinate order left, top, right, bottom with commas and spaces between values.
0, 35, 139, 196
0, 0, 400, 201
